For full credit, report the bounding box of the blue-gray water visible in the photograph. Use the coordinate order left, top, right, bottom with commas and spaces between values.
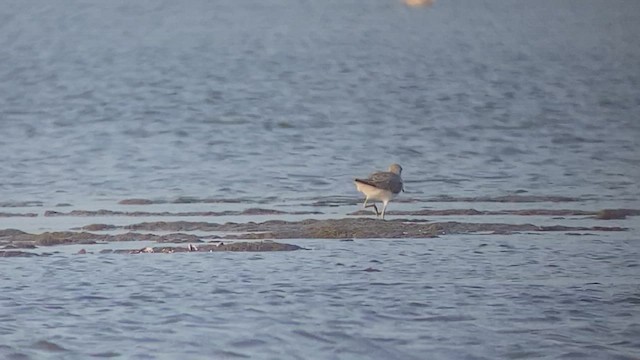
2, 236, 640, 360
1, 0, 639, 203
1, 0, 640, 359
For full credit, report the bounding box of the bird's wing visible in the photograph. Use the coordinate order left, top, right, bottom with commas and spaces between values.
366, 171, 403, 193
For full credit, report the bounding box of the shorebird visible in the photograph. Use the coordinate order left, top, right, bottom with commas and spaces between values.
354, 164, 404, 219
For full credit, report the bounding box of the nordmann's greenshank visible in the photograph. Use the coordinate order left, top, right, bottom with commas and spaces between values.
354, 164, 404, 219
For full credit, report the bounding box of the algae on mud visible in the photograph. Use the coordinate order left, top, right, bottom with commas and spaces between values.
1, 218, 626, 249
97, 241, 303, 254
1, 241, 302, 257
117, 218, 626, 239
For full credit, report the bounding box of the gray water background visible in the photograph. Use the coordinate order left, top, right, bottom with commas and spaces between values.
1, 235, 639, 359
1, 0, 640, 359
1, 0, 639, 203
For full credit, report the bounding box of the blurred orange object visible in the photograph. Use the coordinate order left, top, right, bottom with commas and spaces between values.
403, 0, 435, 7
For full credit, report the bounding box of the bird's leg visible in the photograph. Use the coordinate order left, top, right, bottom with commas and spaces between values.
363, 198, 380, 216
366, 204, 379, 216
380, 201, 389, 220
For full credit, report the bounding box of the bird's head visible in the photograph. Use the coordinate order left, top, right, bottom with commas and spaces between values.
388, 163, 402, 175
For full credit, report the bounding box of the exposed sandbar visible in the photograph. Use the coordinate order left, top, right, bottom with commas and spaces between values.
113, 218, 626, 239
420, 195, 584, 203
0, 201, 43, 208
115, 195, 589, 209
348, 208, 640, 219
44, 208, 322, 217
0, 218, 627, 256
0, 212, 38, 217
117, 197, 266, 205
1, 250, 40, 257
0, 229, 302, 254
97, 241, 302, 254
0, 229, 202, 247
1, 241, 301, 256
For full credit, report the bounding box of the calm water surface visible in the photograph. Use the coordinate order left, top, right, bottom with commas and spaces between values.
1, 0, 640, 359
1, 0, 639, 203
1, 235, 639, 359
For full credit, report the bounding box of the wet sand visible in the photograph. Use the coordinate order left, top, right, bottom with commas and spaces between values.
118, 218, 626, 238
0, 217, 628, 257
1, 195, 637, 257
0, 212, 38, 218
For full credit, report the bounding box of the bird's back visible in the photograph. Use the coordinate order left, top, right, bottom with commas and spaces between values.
355, 171, 403, 194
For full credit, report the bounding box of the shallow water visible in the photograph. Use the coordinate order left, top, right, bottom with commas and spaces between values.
1, 0, 640, 359
1, 0, 639, 204
1, 235, 639, 359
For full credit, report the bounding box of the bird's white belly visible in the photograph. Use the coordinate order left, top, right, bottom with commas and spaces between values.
355, 182, 395, 202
